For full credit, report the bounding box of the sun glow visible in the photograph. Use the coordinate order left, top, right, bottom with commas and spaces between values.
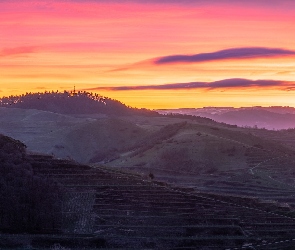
1, 0, 295, 108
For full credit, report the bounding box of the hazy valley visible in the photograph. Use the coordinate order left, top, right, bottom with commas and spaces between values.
158, 107, 295, 130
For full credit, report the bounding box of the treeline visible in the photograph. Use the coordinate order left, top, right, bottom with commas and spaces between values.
0, 91, 158, 116
0, 134, 63, 233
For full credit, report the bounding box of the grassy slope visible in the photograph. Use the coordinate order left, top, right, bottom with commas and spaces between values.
0, 108, 149, 163
63, 118, 147, 163
109, 120, 294, 171
106, 118, 295, 207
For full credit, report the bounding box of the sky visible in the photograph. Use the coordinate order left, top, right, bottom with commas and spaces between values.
1, 0, 295, 109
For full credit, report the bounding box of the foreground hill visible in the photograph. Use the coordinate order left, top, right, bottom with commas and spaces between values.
0, 91, 157, 116
0, 134, 63, 234
2, 135, 295, 249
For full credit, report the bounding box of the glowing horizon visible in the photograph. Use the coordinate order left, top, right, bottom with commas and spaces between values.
1, 0, 295, 109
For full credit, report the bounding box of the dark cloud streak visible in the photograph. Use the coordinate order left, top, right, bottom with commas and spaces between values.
87, 79, 295, 91
154, 47, 295, 65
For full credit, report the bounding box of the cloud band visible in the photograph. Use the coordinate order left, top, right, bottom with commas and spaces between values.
86, 78, 295, 91
154, 47, 295, 65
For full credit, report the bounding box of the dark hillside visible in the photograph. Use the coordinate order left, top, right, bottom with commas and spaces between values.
0, 134, 62, 234
14, 155, 295, 249
0, 91, 157, 116
2, 134, 295, 248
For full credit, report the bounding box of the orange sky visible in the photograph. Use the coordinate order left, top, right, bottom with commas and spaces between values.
1, 0, 295, 109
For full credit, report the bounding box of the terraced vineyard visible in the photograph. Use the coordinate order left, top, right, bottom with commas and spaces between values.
151, 145, 295, 215
203, 146, 295, 207
11, 153, 295, 249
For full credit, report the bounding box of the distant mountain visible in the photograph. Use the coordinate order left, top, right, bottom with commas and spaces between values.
0, 91, 157, 116
214, 109, 295, 130
158, 106, 295, 130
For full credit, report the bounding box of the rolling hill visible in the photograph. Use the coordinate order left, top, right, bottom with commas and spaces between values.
106, 119, 295, 209
2, 134, 295, 249
2, 93, 295, 216
0, 107, 148, 163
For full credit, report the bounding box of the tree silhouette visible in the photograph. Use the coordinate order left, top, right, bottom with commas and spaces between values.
0, 134, 63, 233
0, 91, 158, 116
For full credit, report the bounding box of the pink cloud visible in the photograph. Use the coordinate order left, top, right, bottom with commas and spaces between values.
0, 46, 39, 57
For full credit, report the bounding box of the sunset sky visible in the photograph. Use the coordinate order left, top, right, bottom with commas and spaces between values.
1, 0, 295, 109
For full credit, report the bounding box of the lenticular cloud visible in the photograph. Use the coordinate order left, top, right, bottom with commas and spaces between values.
154, 47, 295, 65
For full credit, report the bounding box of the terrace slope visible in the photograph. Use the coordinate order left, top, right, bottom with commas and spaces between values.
4, 152, 294, 249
